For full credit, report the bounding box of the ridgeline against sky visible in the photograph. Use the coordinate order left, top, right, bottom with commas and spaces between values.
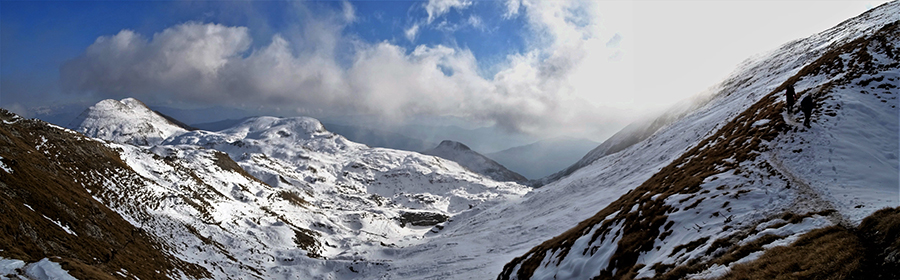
1, 0, 889, 141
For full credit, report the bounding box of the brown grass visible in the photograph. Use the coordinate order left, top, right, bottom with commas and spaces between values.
212, 150, 271, 187
293, 228, 322, 259
722, 227, 862, 280
0, 109, 210, 279
849, 207, 900, 279
279, 191, 310, 208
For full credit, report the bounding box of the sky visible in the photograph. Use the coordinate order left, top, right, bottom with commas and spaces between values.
0, 0, 892, 142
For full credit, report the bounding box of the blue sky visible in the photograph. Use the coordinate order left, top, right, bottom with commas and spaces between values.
2, 1, 524, 99
0, 0, 891, 140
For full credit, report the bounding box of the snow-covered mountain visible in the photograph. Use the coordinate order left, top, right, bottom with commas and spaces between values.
72, 98, 190, 145
423, 140, 528, 183
0, 110, 204, 280
319, 122, 436, 152
6, 98, 525, 279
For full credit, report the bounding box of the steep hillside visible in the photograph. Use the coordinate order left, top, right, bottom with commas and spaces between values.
0, 110, 207, 279
424, 140, 528, 183
500, 3, 899, 279
536, 95, 712, 186
487, 137, 599, 180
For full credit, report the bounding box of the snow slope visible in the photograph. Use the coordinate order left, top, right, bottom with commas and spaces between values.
423, 140, 528, 183
499, 3, 899, 279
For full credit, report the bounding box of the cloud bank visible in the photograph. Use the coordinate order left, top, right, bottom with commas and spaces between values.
61, 0, 636, 139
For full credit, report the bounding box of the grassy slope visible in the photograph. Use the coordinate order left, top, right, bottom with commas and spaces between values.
0, 110, 209, 279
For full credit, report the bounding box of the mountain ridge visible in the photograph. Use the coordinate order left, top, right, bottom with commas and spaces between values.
423, 140, 528, 183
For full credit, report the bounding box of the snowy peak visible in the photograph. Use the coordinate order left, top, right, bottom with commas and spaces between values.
424, 140, 528, 183
74, 98, 188, 145
434, 140, 472, 151
221, 116, 327, 141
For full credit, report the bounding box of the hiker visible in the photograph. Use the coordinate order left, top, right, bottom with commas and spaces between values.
785, 84, 796, 113
800, 94, 814, 128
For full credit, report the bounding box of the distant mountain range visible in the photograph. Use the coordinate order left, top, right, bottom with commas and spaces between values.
486, 137, 598, 180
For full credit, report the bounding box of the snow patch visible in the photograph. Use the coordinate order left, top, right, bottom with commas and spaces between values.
24, 258, 78, 280
0, 156, 11, 174
0, 258, 77, 280
751, 119, 770, 127
42, 215, 77, 236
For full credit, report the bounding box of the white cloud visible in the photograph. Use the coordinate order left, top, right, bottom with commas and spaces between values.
60, 1, 646, 140
342, 0, 356, 23
467, 15, 485, 31
503, 0, 521, 19
424, 0, 473, 24
62, 23, 253, 102
405, 24, 420, 42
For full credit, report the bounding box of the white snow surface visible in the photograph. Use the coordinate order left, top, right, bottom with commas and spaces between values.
25, 258, 78, 280
0, 257, 77, 280
0, 258, 25, 279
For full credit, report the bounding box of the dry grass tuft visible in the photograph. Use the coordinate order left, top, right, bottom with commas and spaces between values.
279, 191, 310, 208
722, 226, 862, 280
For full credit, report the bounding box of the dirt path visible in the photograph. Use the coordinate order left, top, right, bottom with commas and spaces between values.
765, 150, 851, 227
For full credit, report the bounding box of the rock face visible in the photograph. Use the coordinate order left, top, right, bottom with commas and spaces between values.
423, 140, 528, 183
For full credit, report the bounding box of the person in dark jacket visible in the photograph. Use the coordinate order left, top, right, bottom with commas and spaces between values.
800, 94, 814, 127
785, 84, 796, 113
